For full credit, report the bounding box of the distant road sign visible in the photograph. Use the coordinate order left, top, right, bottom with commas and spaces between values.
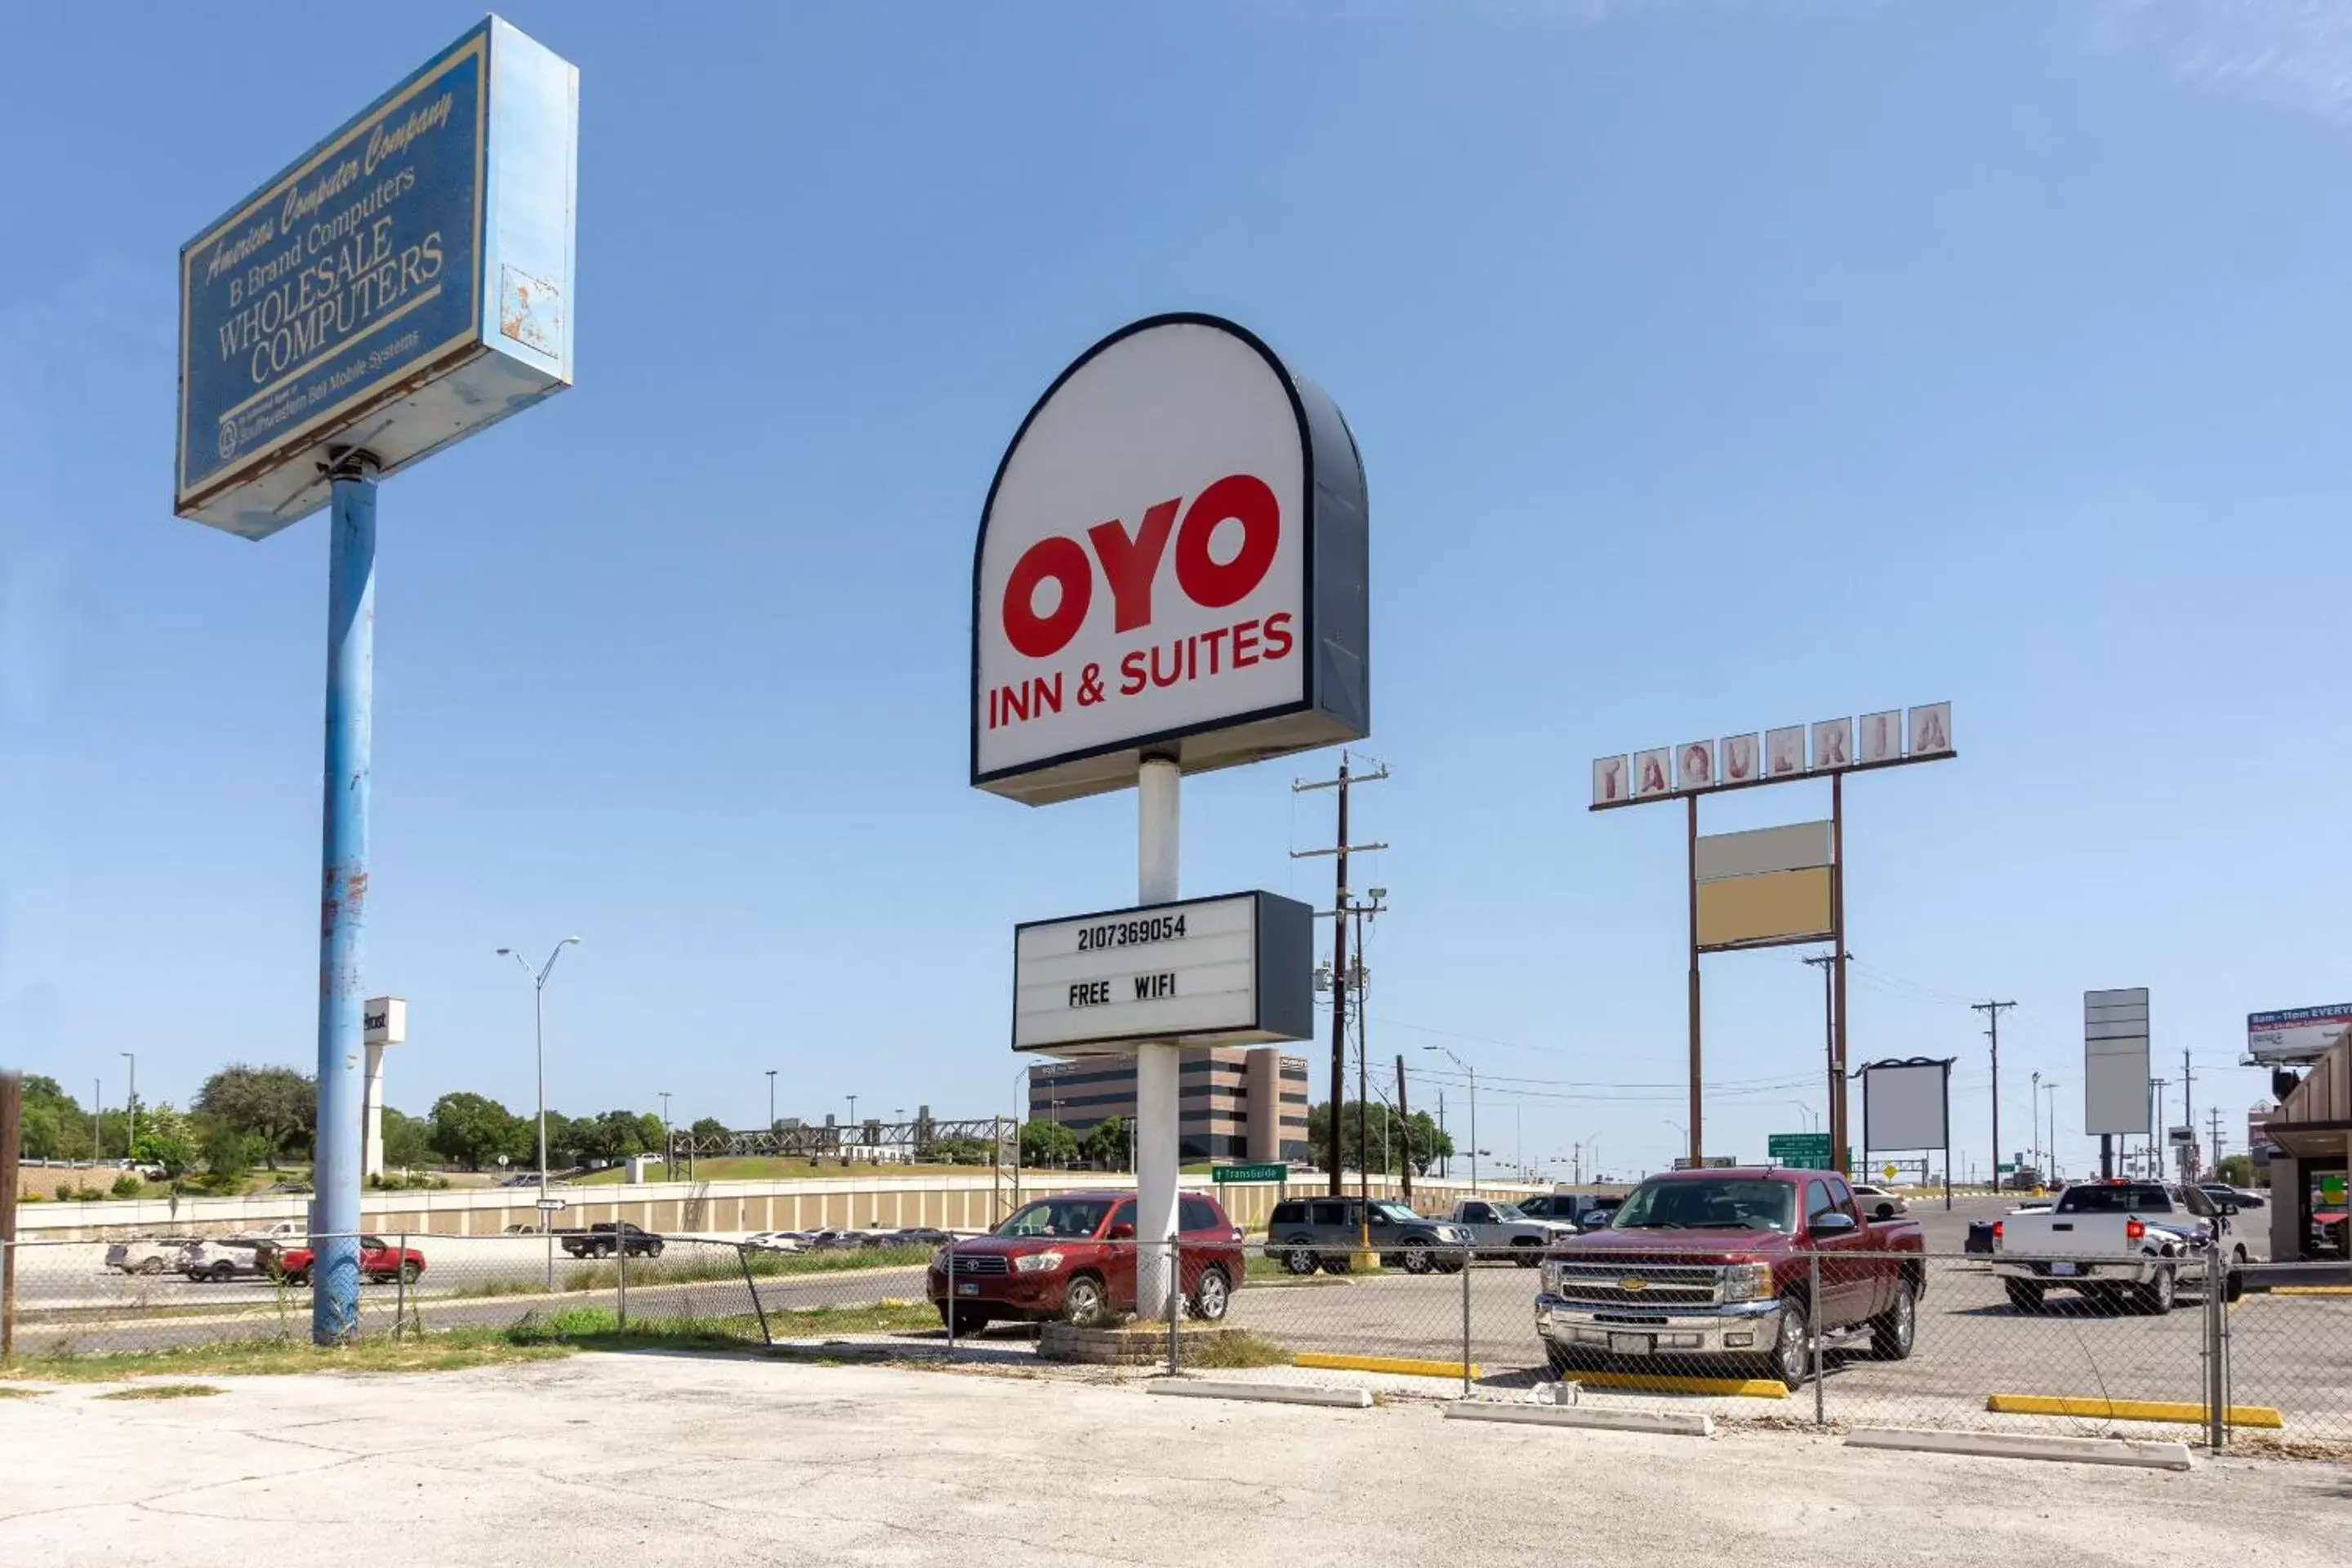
1210, 1162, 1288, 1184
1882, 1164, 1900, 1182
1767, 1133, 1834, 1169
535, 1197, 566, 1212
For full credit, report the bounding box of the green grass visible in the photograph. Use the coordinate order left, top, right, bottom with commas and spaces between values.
1173, 1329, 1294, 1370
762, 1300, 940, 1338
0, 1386, 46, 1399
447, 1243, 938, 1301
96, 1383, 224, 1401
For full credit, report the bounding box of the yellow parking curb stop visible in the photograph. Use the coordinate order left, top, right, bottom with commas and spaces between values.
1986, 1393, 2283, 1428
1570, 1370, 1789, 1401
1293, 1352, 1477, 1379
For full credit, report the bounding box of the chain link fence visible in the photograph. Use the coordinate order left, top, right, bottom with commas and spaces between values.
11, 1225, 2348, 1459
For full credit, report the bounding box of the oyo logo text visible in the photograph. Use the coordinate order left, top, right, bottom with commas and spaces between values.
1001, 473, 1280, 658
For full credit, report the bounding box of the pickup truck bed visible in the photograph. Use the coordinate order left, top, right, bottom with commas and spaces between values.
1992, 1181, 2243, 1314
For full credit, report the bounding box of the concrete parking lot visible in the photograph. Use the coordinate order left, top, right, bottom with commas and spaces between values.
2, 1353, 2345, 1567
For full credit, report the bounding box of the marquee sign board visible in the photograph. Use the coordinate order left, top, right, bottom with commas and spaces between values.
1592, 702, 1953, 808
1859, 1057, 1953, 1154
973, 315, 1370, 805
1012, 890, 1315, 1056
2084, 987, 2153, 1138
175, 17, 578, 538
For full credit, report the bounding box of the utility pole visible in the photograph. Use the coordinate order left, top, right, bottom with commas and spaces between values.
121, 1052, 136, 1165
1803, 952, 1851, 1170
1973, 1001, 2015, 1190
1292, 752, 1388, 1198
1436, 1089, 1446, 1178
2180, 1049, 2196, 1178
2147, 1079, 2167, 1179
1394, 1054, 1413, 1202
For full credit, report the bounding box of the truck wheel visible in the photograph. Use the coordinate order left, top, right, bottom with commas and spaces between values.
647, 1241, 664, 1258
399, 1262, 421, 1285
1062, 1273, 1111, 1327
1768, 1296, 1811, 1390
140, 1257, 167, 1276
1401, 1242, 1432, 1275
1512, 1241, 1543, 1268
2134, 1267, 2176, 1315
1869, 1277, 1917, 1361
1281, 1243, 1319, 1276
2003, 1281, 2043, 1314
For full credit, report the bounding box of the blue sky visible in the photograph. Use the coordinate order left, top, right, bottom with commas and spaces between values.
3, 1, 2348, 1182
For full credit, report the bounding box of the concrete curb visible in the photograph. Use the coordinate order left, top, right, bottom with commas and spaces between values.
1985, 1393, 2283, 1429
1846, 1427, 2192, 1471
1147, 1379, 1373, 1410
1294, 1352, 1477, 1379
1443, 1401, 1713, 1437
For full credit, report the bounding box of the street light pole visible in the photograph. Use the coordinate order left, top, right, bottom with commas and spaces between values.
659, 1091, 671, 1174
498, 938, 579, 1290
765, 1070, 777, 1133
119, 1053, 136, 1166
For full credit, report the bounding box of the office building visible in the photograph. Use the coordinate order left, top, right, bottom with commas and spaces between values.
1028, 1047, 1311, 1162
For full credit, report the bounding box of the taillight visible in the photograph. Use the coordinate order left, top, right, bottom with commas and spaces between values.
1991, 1221, 2002, 1241
2126, 1218, 2146, 1241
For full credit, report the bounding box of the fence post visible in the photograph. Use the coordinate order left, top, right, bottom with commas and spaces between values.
1166, 1238, 1180, 1375
394, 1232, 408, 1342
1809, 1247, 1824, 1428
616, 1230, 628, 1332
1461, 1245, 1472, 1397
2204, 1247, 2226, 1453
737, 1243, 772, 1347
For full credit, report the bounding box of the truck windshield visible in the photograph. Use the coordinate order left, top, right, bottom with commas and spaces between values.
1490, 1203, 1530, 1221
1613, 1179, 1795, 1232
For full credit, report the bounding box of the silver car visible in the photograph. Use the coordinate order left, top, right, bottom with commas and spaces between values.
104, 1237, 197, 1276
182, 1240, 274, 1283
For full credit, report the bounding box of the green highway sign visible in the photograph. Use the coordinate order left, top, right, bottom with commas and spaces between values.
1211, 1162, 1290, 1184
1767, 1133, 1834, 1169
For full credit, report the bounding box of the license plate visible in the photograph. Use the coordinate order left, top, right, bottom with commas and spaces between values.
1609, 1333, 1652, 1356
2048, 1262, 2078, 1277
957, 1282, 981, 1297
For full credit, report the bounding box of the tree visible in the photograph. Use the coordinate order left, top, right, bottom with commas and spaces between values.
131, 1102, 198, 1176
194, 1065, 317, 1170
923, 1135, 993, 1165
381, 1107, 434, 1170
429, 1092, 532, 1171
1306, 1100, 1414, 1175
201, 1121, 266, 1190
1019, 1117, 1078, 1169
688, 1116, 730, 1145
1080, 1116, 1129, 1169
2215, 1153, 2256, 1188
1401, 1111, 1454, 1176
16, 1076, 91, 1161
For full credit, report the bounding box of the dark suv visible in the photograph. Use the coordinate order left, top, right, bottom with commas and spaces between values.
927, 1191, 1246, 1334
1266, 1197, 1472, 1275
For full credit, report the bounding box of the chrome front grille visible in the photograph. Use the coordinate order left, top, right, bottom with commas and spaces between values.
1548, 1262, 1722, 1307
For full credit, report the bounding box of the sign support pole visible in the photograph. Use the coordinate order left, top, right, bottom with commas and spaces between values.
1686, 794, 1703, 1168
1134, 756, 1181, 1321
312, 448, 376, 1345
1831, 773, 1850, 1177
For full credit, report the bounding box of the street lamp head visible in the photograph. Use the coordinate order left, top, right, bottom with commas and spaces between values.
1368, 887, 1388, 902
496, 947, 513, 956
561, 935, 581, 947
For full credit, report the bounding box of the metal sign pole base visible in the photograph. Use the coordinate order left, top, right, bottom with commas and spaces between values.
1134, 757, 1181, 1322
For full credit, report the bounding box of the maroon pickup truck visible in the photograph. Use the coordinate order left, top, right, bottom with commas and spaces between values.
1537, 1166, 1926, 1388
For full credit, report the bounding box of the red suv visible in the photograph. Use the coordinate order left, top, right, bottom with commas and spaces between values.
927, 1191, 1245, 1334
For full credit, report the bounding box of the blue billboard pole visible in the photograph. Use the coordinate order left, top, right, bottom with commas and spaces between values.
311, 449, 376, 1343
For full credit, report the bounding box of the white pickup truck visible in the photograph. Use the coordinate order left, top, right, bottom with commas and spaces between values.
1993, 1180, 2246, 1314
1444, 1199, 1575, 1266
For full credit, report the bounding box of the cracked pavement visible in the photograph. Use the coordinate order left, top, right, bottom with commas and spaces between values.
2, 1353, 2349, 1566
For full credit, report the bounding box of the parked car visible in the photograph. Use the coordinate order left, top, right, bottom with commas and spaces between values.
1539, 1167, 1927, 1388
1992, 1180, 2240, 1313
2199, 1183, 2265, 1211
1846, 1184, 1910, 1220
926, 1191, 1245, 1334
104, 1237, 198, 1276
234, 1220, 308, 1243
268, 1236, 425, 1286
743, 1231, 808, 1253
1264, 1197, 1473, 1275
1519, 1193, 1621, 1230
891, 1227, 952, 1249
1443, 1199, 1575, 1265
181, 1239, 275, 1283
559, 1223, 663, 1259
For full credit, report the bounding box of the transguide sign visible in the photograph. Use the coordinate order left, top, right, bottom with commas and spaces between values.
973, 315, 1370, 805
1012, 891, 1314, 1055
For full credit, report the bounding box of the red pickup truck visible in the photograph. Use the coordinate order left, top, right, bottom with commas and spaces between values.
1537, 1167, 1925, 1388
267, 1236, 425, 1287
